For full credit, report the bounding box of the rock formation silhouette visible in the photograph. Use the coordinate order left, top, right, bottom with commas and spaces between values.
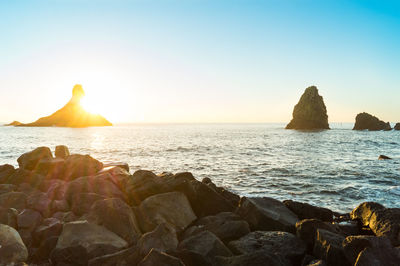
394, 123, 400, 130
353, 113, 391, 131
286, 86, 329, 130
5, 121, 22, 126
16, 85, 112, 128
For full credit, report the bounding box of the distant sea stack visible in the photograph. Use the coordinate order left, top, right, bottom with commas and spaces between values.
353, 112, 391, 131
394, 123, 400, 130
15, 85, 112, 128
5, 121, 22, 126
286, 86, 329, 130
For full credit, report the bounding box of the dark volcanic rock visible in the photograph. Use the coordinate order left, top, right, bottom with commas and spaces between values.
286, 86, 330, 130
55, 145, 70, 159
18, 84, 112, 128
17, 209, 43, 232
216, 251, 290, 266
137, 223, 178, 257
0, 183, 16, 194
138, 249, 185, 266
70, 192, 105, 216
284, 200, 333, 222
62, 154, 103, 180
313, 229, 350, 266
0, 191, 27, 210
0, 164, 15, 183
353, 112, 392, 131
88, 246, 140, 266
394, 123, 400, 130
236, 197, 299, 233
228, 231, 306, 264
0, 224, 29, 264
32, 236, 59, 263
343, 235, 400, 266
378, 154, 392, 160
17, 147, 53, 170
0, 207, 18, 228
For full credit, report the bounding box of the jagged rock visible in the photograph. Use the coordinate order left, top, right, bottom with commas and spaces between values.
17, 209, 43, 232
168, 249, 212, 266
33, 218, 63, 245
295, 219, 342, 252
26, 191, 52, 217
138, 249, 185, 266
286, 86, 329, 130
18, 228, 33, 249
216, 251, 291, 266
394, 123, 400, 130
32, 236, 59, 263
52, 211, 78, 223
17, 84, 112, 127
137, 223, 178, 257
70, 192, 105, 216
313, 229, 350, 266
62, 154, 103, 180
353, 112, 391, 131
52, 220, 128, 262
178, 230, 232, 264
283, 200, 333, 222
0, 224, 29, 264
0, 207, 18, 228
44, 179, 67, 200
350, 202, 400, 245
378, 155, 392, 160
236, 197, 299, 233
55, 145, 70, 158
228, 231, 306, 264
187, 212, 250, 243
17, 147, 53, 170
88, 246, 140, 266
0, 183, 17, 194
6, 168, 45, 187
137, 191, 197, 233
36, 157, 65, 178
0, 191, 27, 210
125, 170, 167, 205
0, 164, 15, 183
343, 235, 400, 265
86, 198, 142, 244
50, 244, 88, 265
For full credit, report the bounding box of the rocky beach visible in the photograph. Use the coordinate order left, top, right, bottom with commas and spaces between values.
0, 146, 399, 266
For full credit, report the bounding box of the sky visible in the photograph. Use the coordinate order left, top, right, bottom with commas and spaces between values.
0, 0, 399, 123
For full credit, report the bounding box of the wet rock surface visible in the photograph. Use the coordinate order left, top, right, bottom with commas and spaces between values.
0, 145, 399, 265
353, 112, 392, 131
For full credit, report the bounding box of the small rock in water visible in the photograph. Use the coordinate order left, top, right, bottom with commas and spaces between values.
378, 155, 392, 160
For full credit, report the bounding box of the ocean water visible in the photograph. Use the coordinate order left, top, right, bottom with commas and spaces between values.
0, 123, 399, 213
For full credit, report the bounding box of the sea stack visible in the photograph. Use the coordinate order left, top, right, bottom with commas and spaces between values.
16, 85, 112, 128
353, 113, 391, 131
394, 123, 400, 130
286, 86, 329, 130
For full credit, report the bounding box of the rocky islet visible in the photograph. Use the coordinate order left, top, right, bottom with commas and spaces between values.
0, 146, 399, 265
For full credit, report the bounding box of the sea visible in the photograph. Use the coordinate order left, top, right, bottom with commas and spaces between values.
0, 123, 399, 213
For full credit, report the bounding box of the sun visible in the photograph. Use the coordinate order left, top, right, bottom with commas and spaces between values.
80, 96, 102, 115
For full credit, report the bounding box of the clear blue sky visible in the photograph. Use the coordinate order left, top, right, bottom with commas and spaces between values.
1, 0, 399, 123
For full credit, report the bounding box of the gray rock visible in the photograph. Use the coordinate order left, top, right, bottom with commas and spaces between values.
228, 231, 306, 264
351, 202, 400, 245
236, 197, 299, 233
0, 207, 18, 228
0, 224, 29, 264
283, 200, 333, 222
178, 230, 232, 264
70, 192, 105, 216
138, 249, 185, 266
17, 209, 43, 232
87, 198, 142, 244
32, 236, 59, 263
50, 244, 88, 265
17, 147, 53, 170
313, 229, 350, 266
33, 218, 63, 245
55, 145, 70, 159
52, 211, 78, 223
0, 191, 27, 210
216, 251, 291, 266
137, 223, 178, 257
137, 191, 197, 232
88, 246, 140, 266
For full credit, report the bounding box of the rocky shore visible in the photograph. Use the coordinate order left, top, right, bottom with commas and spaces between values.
0, 146, 399, 266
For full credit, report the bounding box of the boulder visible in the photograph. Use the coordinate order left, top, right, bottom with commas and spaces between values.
0, 224, 29, 264
62, 154, 103, 180
86, 198, 142, 244
0, 183, 16, 194
296, 219, 342, 252
64, 174, 126, 203
17, 146, 53, 170
283, 200, 333, 222
26, 191, 52, 217
313, 229, 350, 266
286, 86, 330, 130
356, 246, 400, 266
137, 223, 178, 257
378, 155, 392, 160
236, 197, 299, 233
88, 246, 140, 266
32, 236, 59, 263
17, 209, 43, 232
50, 244, 88, 266
0, 164, 15, 183
103, 162, 130, 172
353, 112, 391, 131
178, 230, 232, 264
52, 220, 128, 261
0, 207, 18, 228
45, 179, 67, 200
343, 235, 400, 265
228, 231, 306, 264
138, 249, 185, 266
137, 191, 197, 232
215, 251, 291, 266
36, 157, 65, 177
168, 249, 212, 266
351, 202, 400, 245
190, 212, 250, 243
18, 228, 33, 249
33, 218, 63, 245
0, 191, 27, 210
55, 145, 70, 159
394, 123, 400, 130
52, 211, 78, 223
5, 168, 44, 187
70, 192, 105, 216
